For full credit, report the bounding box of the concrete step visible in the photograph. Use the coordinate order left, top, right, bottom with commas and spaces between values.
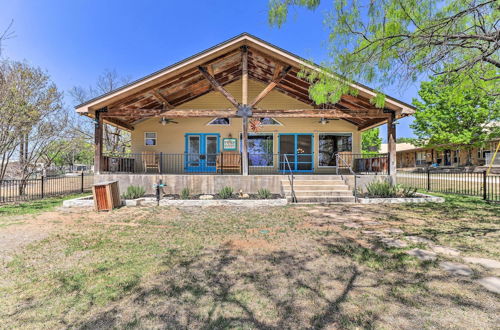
290, 190, 353, 197
287, 175, 343, 180
287, 196, 356, 203
282, 184, 350, 191
283, 180, 346, 185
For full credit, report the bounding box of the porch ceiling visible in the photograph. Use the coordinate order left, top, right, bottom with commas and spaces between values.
76, 33, 415, 131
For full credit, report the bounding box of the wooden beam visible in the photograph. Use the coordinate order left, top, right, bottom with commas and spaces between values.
241, 45, 249, 176
387, 111, 397, 179
102, 117, 135, 131
94, 109, 104, 174
151, 90, 173, 107
248, 65, 292, 108
197, 66, 240, 108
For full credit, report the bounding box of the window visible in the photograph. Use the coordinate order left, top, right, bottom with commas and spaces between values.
318, 133, 353, 167
416, 151, 426, 165
453, 150, 460, 164
258, 117, 281, 125
241, 133, 274, 166
144, 132, 157, 146
208, 118, 230, 125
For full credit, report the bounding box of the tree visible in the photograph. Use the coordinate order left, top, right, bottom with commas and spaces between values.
268, 0, 500, 105
0, 60, 67, 183
396, 137, 416, 144
0, 20, 14, 56
69, 69, 131, 154
362, 128, 382, 153
411, 72, 500, 164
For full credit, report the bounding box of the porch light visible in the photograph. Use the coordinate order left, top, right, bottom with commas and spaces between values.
160, 117, 168, 126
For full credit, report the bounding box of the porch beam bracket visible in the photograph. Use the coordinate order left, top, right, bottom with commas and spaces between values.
248, 65, 292, 108
197, 65, 240, 108
151, 90, 174, 114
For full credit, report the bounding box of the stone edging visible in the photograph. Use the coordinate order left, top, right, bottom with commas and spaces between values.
357, 193, 444, 204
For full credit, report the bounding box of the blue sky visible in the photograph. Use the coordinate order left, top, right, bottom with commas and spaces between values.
1, 0, 422, 140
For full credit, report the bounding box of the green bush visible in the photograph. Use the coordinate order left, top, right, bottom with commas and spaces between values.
218, 186, 234, 199
122, 185, 146, 199
180, 187, 190, 200
365, 180, 417, 198
257, 188, 272, 199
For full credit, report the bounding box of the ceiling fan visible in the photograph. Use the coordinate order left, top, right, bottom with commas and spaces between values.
159, 117, 178, 125
318, 118, 338, 125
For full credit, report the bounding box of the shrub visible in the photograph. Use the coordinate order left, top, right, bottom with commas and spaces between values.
257, 188, 272, 199
180, 187, 190, 200
122, 185, 146, 199
218, 186, 234, 199
365, 180, 417, 198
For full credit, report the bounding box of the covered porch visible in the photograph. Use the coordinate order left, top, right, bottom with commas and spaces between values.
76, 34, 414, 179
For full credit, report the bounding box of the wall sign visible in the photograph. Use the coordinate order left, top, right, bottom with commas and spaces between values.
223, 138, 238, 151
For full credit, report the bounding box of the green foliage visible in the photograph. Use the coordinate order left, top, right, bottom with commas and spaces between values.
122, 186, 146, 200
411, 73, 500, 153
268, 0, 499, 101
257, 188, 272, 199
365, 180, 417, 198
180, 187, 190, 200
396, 137, 416, 144
218, 186, 234, 199
361, 128, 382, 153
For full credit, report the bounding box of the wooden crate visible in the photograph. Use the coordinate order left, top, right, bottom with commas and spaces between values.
92, 181, 120, 211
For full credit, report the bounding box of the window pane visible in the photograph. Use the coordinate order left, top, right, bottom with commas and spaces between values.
145, 132, 156, 139
259, 117, 279, 125
145, 139, 156, 146
208, 118, 230, 125
319, 135, 337, 166
245, 134, 274, 166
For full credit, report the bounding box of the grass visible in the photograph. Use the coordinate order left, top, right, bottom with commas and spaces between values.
0, 195, 498, 328
0, 193, 89, 217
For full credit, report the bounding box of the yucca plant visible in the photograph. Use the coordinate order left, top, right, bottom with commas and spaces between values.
257, 188, 272, 199
122, 185, 146, 199
218, 186, 234, 199
180, 187, 190, 200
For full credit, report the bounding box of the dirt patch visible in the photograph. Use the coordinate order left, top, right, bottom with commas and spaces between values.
223, 239, 278, 251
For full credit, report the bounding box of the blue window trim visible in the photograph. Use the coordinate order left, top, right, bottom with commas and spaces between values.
278, 133, 314, 172
184, 133, 220, 172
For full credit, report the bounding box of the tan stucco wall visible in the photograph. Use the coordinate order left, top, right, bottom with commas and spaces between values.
130, 79, 361, 171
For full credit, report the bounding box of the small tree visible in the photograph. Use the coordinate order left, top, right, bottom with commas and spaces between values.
361, 128, 382, 154
69, 69, 131, 154
412, 73, 500, 164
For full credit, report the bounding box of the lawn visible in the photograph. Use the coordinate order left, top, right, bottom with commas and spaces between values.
0, 194, 498, 328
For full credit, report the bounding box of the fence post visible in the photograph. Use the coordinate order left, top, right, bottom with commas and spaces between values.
483, 170, 487, 200
81, 172, 84, 193
427, 169, 431, 191
41, 175, 45, 199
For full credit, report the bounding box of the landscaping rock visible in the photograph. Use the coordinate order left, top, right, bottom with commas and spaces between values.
199, 195, 214, 200
380, 238, 408, 248
439, 262, 473, 276
406, 248, 437, 261
343, 222, 361, 229
463, 257, 500, 270
431, 245, 461, 256
477, 277, 500, 294
240, 193, 250, 199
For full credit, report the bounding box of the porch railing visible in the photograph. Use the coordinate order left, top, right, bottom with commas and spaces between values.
101, 152, 389, 175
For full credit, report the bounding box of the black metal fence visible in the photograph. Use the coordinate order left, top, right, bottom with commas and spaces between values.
0, 173, 94, 204
397, 170, 500, 202
102, 152, 389, 175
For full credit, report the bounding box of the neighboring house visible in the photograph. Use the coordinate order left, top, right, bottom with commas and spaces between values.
75, 33, 415, 200
381, 139, 500, 169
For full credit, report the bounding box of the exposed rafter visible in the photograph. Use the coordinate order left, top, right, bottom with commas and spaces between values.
248, 65, 292, 108
197, 66, 240, 108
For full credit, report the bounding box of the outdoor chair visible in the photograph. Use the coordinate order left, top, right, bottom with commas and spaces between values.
142, 152, 160, 173
216, 152, 242, 174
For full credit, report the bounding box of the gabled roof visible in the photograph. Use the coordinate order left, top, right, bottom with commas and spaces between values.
75, 33, 415, 131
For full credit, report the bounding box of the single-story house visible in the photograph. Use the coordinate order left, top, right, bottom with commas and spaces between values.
381, 139, 500, 169
75, 33, 415, 202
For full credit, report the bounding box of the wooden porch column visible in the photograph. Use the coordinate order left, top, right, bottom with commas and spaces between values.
241, 46, 249, 176
387, 111, 397, 182
94, 108, 105, 175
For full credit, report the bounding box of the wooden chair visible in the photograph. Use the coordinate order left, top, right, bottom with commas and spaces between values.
142, 152, 160, 173
216, 152, 242, 174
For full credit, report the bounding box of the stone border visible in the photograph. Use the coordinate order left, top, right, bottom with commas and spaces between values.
62, 195, 94, 208
158, 198, 288, 207
357, 193, 444, 204
62, 195, 288, 208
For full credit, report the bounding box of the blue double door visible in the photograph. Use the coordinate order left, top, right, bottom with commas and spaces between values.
279, 134, 314, 172
185, 134, 220, 172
